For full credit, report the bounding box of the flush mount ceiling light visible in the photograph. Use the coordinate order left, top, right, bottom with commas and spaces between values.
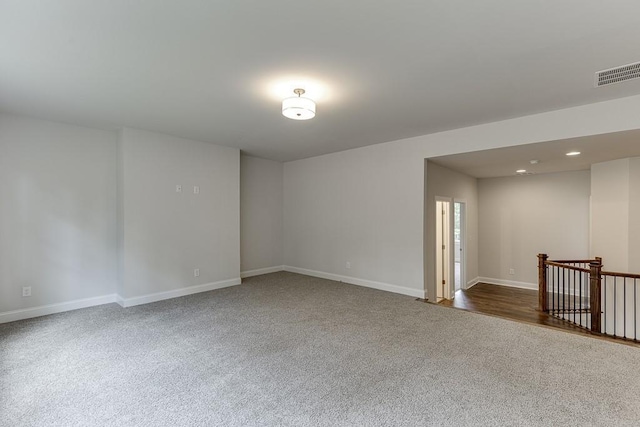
516, 169, 527, 174
566, 151, 581, 156
282, 88, 316, 120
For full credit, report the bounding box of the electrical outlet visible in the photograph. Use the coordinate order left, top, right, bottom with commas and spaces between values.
346, 262, 351, 269
193, 186, 200, 194
509, 268, 515, 275
176, 185, 182, 193
194, 268, 200, 277
22, 286, 32, 297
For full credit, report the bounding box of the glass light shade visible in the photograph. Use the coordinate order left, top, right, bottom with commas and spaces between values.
282, 96, 316, 120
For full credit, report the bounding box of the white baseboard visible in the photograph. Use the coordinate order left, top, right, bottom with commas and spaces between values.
283, 265, 426, 299
1, 278, 243, 323
0, 294, 117, 324
241, 266, 284, 279
115, 294, 125, 307
116, 277, 241, 308
477, 277, 538, 290
466, 277, 481, 289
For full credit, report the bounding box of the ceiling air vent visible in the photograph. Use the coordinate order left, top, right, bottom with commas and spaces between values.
595, 61, 640, 87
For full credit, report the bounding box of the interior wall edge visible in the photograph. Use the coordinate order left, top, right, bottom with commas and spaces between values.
241, 266, 284, 279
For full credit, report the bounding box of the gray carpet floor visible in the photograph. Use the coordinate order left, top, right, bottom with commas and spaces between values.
2, 272, 640, 426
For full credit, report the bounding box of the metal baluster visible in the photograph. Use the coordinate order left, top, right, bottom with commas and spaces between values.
552, 266, 555, 315
554, 267, 560, 317
553, 264, 555, 313
554, 265, 557, 316
624, 277, 627, 339
614, 276, 617, 337
573, 270, 576, 323
569, 267, 572, 324
604, 276, 607, 335
548, 265, 551, 312
546, 264, 549, 311
562, 268, 567, 317
559, 266, 562, 316
586, 270, 589, 328
567, 267, 570, 322
579, 270, 583, 326
584, 270, 588, 326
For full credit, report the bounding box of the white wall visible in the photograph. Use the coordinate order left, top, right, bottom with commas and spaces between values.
1, 118, 244, 320
0, 113, 117, 314
5, 92, 640, 317
590, 157, 640, 337
591, 159, 630, 272
478, 171, 591, 288
425, 161, 478, 297
284, 94, 640, 299
591, 156, 640, 273
240, 155, 283, 275
118, 128, 240, 304
283, 141, 424, 297
629, 157, 640, 273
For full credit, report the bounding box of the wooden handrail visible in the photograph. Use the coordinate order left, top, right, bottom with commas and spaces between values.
601, 270, 640, 279
549, 259, 598, 264
554, 255, 640, 279
539, 253, 602, 333
544, 261, 590, 273
539, 254, 640, 340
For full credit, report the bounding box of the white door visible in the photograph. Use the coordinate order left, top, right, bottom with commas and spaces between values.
436, 200, 452, 301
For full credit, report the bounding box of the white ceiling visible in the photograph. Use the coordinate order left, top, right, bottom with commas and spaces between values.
2, 1, 640, 162
429, 129, 640, 178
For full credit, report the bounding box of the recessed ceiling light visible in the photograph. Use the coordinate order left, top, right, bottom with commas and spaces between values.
516, 169, 527, 174
529, 160, 539, 164
566, 151, 581, 156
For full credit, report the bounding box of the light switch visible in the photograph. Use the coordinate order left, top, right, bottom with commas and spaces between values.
193, 186, 200, 194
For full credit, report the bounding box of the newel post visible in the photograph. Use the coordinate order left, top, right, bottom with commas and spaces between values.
538, 253, 548, 312
589, 260, 602, 333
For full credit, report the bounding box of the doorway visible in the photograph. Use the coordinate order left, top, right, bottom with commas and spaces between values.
454, 201, 466, 292
435, 199, 452, 302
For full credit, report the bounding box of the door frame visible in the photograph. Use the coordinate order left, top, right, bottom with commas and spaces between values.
454, 199, 467, 292
435, 196, 454, 300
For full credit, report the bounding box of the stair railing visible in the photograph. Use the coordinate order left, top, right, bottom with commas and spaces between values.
538, 254, 640, 342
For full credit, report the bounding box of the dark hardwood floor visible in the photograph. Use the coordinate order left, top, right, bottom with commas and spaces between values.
435, 283, 640, 347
